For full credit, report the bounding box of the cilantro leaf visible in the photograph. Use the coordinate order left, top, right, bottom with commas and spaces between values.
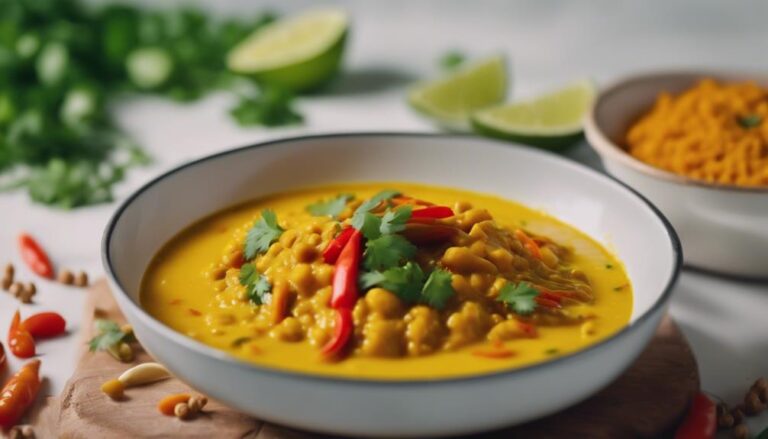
379, 206, 412, 235
306, 193, 354, 219
239, 263, 272, 305
439, 50, 466, 70
352, 211, 382, 241
363, 234, 417, 271
360, 262, 425, 303
229, 86, 303, 127
497, 281, 540, 315
421, 269, 455, 310
88, 319, 133, 352
738, 114, 762, 129
244, 209, 284, 260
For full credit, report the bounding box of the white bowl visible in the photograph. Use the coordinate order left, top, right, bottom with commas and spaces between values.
585, 71, 768, 279
102, 133, 680, 437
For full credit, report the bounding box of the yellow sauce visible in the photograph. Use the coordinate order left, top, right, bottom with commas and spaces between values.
141, 182, 632, 380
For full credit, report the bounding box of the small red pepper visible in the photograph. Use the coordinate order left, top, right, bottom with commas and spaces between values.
8, 311, 35, 359
322, 227, 355, 264
18, 233, 54, 279
0, 342, 6, 370
674, 392, 715, 439
330, 230, 362, 309
535, 296, 562, 309
321, 308, 353, 358
411, 206, 454, 219
0, 359, 42, 429
21, 312, 67, 339
515, 229, 542, 260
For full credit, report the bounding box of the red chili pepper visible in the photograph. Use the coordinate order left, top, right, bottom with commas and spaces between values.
674, 392, 715, 439
0, 342, 6, 370
535, 296, 562, 309
8, 311, 35, 358
21, 312, 66, 339
18, 233, 54, 279
322, 227, 355, 264
411, 206, 455, 219
330, 230, 362, 309
515, 229, 542, 260
321, 308, 353, 358
538, 292, 565, 304
0, 359, 42, 428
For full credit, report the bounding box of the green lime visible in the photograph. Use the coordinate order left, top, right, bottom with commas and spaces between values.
408, 55, 507, 130
471, 79, 596, 149
227, 9, 348, 92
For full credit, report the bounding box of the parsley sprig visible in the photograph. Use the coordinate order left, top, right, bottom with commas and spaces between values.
88, 319, 136, 352
244, 209, 284, 260
239, 263, 272, 305
363, 234, 416, 271
306, 193, 354, 219
497, 281, 540, 315
361, 265, 456, 309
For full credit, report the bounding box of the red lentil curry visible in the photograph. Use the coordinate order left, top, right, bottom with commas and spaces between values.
141, 183, 632, 379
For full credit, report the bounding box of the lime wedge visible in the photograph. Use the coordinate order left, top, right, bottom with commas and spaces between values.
227, 9, 348, 92
408, 55, 507, 130
471, 79, 596, 149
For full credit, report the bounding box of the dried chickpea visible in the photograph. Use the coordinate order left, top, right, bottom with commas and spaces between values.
730, 406, 745, 424
174, 402, 191, 419
19, 288, 33, 304
753, 377, 768, 402
188, 395, 208, 413
1, 275, 11, 291
9, 282, 23, 298
732, 423, 748, 439
74, 271, 89, 287
58, 269, 74, 285
25, 282, 36, 295
8, 425, 34, 439
3, 263, 13, 279
101, 378, 126, 400
744, 390, 765, 415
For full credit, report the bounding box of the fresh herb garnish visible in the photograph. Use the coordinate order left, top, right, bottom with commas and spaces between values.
497, 281, 540, 315
244, 210, 284, 260
738, 114, 762, 129
351, 189, 400, 223
352, 211, 383, 240
351, 195, 409, 241
379, 206, 412, 235
420, 269, 455, 310
363, 234, 417, 271
306, 193, 354, 219
360, 262, 425, 303
239, 263, 272, 305
88, 319, 135, 352
439, 50, 465, 70
229, 85, 304, 127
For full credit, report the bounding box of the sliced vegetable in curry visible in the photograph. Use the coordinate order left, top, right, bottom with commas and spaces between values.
141, 183, 632, 380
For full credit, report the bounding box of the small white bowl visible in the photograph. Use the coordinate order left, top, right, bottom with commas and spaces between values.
103, 133, 680, 437
585, 71, 768, 279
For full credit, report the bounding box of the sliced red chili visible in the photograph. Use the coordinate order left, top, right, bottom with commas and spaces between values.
18, 233, 54, 279
515, 229, 542, 260
330, 230, 362, 309
411, 206, 455, 219
674, 392, 715, 439
322, 227, 355, 265
321, 308, 353, 358
535, 297, 562, 309
8, 310, 35, 358
21, 312, 67, 338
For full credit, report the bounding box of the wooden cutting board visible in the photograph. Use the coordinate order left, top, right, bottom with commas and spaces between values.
32, 281, 699, 439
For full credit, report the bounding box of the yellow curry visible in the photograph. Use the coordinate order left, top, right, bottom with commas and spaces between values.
141, 183, 632, 380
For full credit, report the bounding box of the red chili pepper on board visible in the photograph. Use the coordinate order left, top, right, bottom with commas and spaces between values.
330, 230, 362, 310
410, 206, 455, 219
0, 359, 42, 429
674, 392, 716, 439
321, 308, 353, 358
322, 227, 355, 264
21, 312, 67, 339
8, 311, 35, 358
0, 342, 6, 370
18, 233, 54, 279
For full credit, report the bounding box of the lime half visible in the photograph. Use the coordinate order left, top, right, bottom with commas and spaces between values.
227, 9, 348, 92
408, 55, 507, 130
471, 79, 596, 149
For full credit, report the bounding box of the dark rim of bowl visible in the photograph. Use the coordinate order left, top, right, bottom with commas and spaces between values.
586, 69, 768, 194
102, 131, 682, 387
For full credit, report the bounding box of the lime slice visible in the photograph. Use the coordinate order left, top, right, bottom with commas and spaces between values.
227, 9, 348, 92
408, 55, 507, 130
471, 79, 596, 149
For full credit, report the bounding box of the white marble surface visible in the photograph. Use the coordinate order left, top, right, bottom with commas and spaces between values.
2, 0, 767, 434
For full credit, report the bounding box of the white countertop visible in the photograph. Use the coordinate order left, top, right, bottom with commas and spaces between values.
2, 0, 767, 434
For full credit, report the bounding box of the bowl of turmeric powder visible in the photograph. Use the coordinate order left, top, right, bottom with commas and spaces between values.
585, 71, 768, 278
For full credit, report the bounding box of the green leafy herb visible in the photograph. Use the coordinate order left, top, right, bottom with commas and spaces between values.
439, 50, 465, 70
497, 281, 540, 315
738, 114, 762, 129
229, 85, 304, 127
88, 319, 135, 352
379, 206, 412, 235
360, 262, 425, 303
363, 234, 417, 271
351, 189, 400, 222
239, 263, 272, 305
420, 269, 455, 310
307, 193, 354, 219
244, 210, 284, 260
352, 211, 383, 240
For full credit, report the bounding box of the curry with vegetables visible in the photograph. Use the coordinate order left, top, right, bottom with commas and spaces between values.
141, 183, 632, 379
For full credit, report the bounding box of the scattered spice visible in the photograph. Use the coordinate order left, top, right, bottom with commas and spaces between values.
714, 376, 768, 438
188, 308, 202, 317
2, 263, 14, 290
57, 269, 74, 285
74, 271, 89, 287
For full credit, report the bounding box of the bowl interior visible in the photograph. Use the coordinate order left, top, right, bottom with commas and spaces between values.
105, 134, 678, 328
